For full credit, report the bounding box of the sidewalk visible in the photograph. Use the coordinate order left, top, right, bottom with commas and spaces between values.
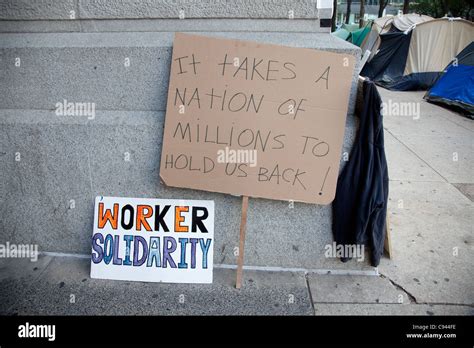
1, 87, 473, 315
376, 88, 473, 313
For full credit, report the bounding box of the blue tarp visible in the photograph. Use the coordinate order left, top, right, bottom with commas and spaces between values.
428, 65, 474, 110
425, 42, 474, 116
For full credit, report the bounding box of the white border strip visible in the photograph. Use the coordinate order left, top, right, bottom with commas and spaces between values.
42, 251, 90, 259
215, 263, 378, 276
40, 251, 379, 276
316, 0, 333, 9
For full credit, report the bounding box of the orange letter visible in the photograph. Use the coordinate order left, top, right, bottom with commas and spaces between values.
175, 206, 189, 232
98, 203, 118, 229
136, 205, 153, 231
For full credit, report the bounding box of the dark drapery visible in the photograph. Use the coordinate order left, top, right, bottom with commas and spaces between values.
332, 80, 389, 267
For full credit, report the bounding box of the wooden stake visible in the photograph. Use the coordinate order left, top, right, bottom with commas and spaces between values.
235, 195, 249, 289
384, 214, 393, 259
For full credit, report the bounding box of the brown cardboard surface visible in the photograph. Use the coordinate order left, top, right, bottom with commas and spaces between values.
160, 33, 355, 204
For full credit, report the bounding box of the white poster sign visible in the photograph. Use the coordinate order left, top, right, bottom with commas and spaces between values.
90, 196, 214, 284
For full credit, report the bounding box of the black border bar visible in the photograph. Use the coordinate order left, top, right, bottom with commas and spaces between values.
0, 315, 472, 346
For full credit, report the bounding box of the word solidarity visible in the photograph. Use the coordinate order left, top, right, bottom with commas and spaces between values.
91, 234, 211, 269
90, 197, 215, 284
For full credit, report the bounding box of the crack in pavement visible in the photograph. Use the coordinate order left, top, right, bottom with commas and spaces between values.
379, 273, 418, 304
384, 128, 449, 183
304, 272, 316, 315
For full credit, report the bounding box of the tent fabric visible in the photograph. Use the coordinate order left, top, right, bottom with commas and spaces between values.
373, 16, 395, 33
362, 14, 433, 64
360, 31, 412, 84
392, 14, 433, 31
360, 26, 379, 55
351, 25, 371, 47
378, 72, 442, 91
333, 23, 372, 48
333, 28, 351, 40
361, 18, 474, 91
454, 41, 474, 65
425, 42, 474, 116
373, 14, 433, 33
426, 65, 474, 115
332, 79, 389, 267
405, 19, 474, 75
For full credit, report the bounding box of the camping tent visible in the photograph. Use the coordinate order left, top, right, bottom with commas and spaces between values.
425, 42, 474, 117
373, 13, 433, 33
333, 27, 351, 41
332, 22, 372, 47
360, 14, 433, 59
361, 18, 474, 91
351, 25, 371, 47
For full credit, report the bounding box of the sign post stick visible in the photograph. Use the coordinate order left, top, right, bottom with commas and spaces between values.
384, 215, 393, 258
235, 195, 249, 289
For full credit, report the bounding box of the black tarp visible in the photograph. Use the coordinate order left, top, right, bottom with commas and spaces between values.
332, 80, 389, 267
360, 31, 412, 87
455, 41, 474, 65
377, 71, 442, 91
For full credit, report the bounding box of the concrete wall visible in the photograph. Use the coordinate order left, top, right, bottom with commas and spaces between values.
0, 0, 370, 271
1, 0, 325, 20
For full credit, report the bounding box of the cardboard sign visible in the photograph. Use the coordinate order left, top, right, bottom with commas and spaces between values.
160, 33, 355, 204
90, 196, 214, 284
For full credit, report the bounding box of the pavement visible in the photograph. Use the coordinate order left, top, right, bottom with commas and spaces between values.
0, 87, 473, 316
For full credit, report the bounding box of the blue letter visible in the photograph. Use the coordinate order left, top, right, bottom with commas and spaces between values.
189, 238, 199, 269
91, 233, 104, 263
147, 237, 161, 267
162, 237, 177, 268
178, 238, 189, 269
112, 235, 123, 265
133, 236, 148, 266
103, 234, 114, 265
199, 238, 212, 269
123, 235, 133, 266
